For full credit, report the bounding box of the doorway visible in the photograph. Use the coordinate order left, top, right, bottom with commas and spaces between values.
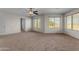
20, 18, 25, 32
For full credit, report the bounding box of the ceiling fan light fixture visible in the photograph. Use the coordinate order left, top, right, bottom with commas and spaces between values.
29, 11, 33, 15
26, 8, 38, 16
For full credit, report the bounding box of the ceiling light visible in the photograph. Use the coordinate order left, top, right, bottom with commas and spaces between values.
29, 11, 33, 15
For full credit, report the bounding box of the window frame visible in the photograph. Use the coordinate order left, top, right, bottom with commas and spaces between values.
66, 15, 73, 30
72, 13, 79, 31
48, 17, 55, 29
66, 12, 79, 31
48, 17, 61, 29
54, 17, 61, 29
33, 17, 41, 29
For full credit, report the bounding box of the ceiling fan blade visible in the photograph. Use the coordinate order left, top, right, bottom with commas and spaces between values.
33, 11, 38, 15
33, 12, 38, 15
35, 13, 38, 15
34, 11, 38, 12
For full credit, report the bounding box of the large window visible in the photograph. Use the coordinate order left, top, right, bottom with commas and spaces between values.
54, 17, 60, 29
66, 13, 79, 31
48, 17, 60, 29
34, 18, 40, 29
73, 13, 79, 30
48, 18, 55, 28
64, 17, 67, 29
37, 19, 40, 29
66, 16, 72, 29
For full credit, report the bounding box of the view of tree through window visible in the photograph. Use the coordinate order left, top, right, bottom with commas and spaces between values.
48, 18, 55, 28
48, 17, 60, 29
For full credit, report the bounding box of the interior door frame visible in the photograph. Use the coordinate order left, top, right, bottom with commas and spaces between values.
20, 18, 25, 32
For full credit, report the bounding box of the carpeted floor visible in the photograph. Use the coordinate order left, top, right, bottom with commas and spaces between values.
0, 32, 79, 51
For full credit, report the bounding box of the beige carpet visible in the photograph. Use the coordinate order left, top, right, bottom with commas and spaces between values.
0, 32, 79, 51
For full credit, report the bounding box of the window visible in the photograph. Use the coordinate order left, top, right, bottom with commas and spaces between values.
34, 18, 40, 29
48, 17, 60, 29
66, 13, 79, 31
34, 19, 38, 28
48, 18, 55, 28
64, 17, 67, 29
37, 18, 40, 29
73, 13, 79, 30
54, 17, 60, 29
66, 16, 72, 29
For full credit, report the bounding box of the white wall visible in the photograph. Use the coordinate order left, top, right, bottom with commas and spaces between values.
64, 9, 79, 39
24, 17, 32, 31
0, 10, 32, 35
5, 15, 21, 34
0, 11, 21, 35
0, 17, 5, 35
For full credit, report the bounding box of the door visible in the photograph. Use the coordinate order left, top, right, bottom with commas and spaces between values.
20, 18, 25, 32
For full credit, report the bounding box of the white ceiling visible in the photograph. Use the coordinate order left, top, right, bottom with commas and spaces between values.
0, 8, 74, 16
38, 8, 74, 14
0, 8, 26, 16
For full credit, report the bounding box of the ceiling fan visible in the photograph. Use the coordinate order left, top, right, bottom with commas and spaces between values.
27, 8, 39, 16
